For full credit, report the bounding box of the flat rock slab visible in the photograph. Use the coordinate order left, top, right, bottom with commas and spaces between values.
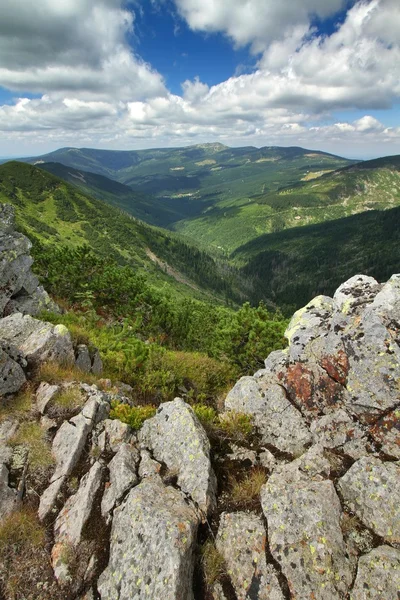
261, 463, 352, 600
101, 443, 140, 517
0, 313, 74, 367
97, 477, 199, 600
139, 398, 216, 515
36, 381, 60, 414
338, 457, 400, 543
351, 545, 400, 600
225, 376, 311, 456
216, 512, 284, 600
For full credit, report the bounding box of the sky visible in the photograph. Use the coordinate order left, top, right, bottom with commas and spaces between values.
0, 0, 399, 159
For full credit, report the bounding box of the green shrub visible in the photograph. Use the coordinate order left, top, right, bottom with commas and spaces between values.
109, 402, 156, 430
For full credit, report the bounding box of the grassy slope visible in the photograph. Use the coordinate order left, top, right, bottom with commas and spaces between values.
22, 144, 353, 252
233, 204, 400, 312
0, 161, 240, 303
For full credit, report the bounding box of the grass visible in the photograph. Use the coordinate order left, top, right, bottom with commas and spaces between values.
52, 387, 84, 410
0, 384, 33, 423
200, 540, 226, 588
0, 509, 66, 600
35, 361, 103, 387
229, 467, 267, 509
218, 411, 253, 443
109, 401, 157, 430
9, 422, 55, 469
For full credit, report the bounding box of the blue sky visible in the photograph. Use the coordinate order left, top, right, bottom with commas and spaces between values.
0, 0, 399, 158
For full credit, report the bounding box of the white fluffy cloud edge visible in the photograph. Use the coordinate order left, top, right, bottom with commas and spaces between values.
0, 0, 399, 157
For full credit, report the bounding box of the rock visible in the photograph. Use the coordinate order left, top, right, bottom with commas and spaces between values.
211, 583, 228, 600
226, 443, 257, 466
91, 350, 103, 375
0, 313, 74, 368
138, 449, 162, 479
259, 448, 278, 472
5, 286, 59, 317
261, 459, 352, 599
36, 381, 60, 414
75, 345, 92, 373
139, 399, 216, 515
216, 512, 284, 600
310, 410, 370, 460
98, 418, 133, 454
101, 443, 140, 517
351, 545, 400, 600
338, 457, 400, 543
40, 415, 58, 432
0, 347, 26, 396
225, 376, 311, 456
97, 477, 199, 600
369, 408, 400, 458
52, 461, 104, 582
38, 397, 100, 520
333, 274, 380, 315
285, 295, 334, 361
0, 418, 18, 464
0, 226, 33, 315
0, 463, 18, 521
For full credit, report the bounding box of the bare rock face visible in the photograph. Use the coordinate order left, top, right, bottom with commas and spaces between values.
0, 463, 18, 521
0, 346, 26, 396
97, 476, 199, 600
338, 457, 400, 543
139, 398, 217, 515
351, 545, 400, 599
216, 512, 284, 600
0, 313, 74, 368
101, 443, 140, 518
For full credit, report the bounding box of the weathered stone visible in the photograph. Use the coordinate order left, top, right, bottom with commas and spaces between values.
138, 449, 162, 479
261, 459, 352, 599
139, 398, 216, 515
0, 313, 74, 367
0, 418, 18, 464
310, 410, 370, 460
40, 415, 58, 432
259, 448, 278, 472
100, 418, 133, 454
216, 512, 284, 600
0, 347, 26, 396
101, 443, 140, 517
0, 229, 33, 315
211, 583, 228, 600
369, 408, 400, 458
39, 397, 100, 520
338, 457, 400, 543
363, 273, 400, 324
285, 295, 334, 360
36, 381, 60, 414
333, 274, 380, 315
97, 477, 199, 600
91, 350, 103, 375
6, 286, 59, 317
226, 443, 257, 466
351, 545, 400, 600
52, 461, 104, 582
0, 463, 18, 521
75, 345, 92, 373
225, 376, 311, 455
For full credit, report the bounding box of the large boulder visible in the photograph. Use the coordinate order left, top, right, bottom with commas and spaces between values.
0, 313, 74, 368
0, 347, 26, 396
216, 512, 284, 600
97, 476, 199, 600
139, 398, 217, 515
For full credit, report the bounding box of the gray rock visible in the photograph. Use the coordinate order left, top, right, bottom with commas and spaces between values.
75, 345, 92, 373
0, 418, 18, 464
101, 443, 140, 517
363, 273, 400, 324
226, 443, 257, 466
97, 477, 199, 600
138, 449, 162, 479
261, 459, 352, 599
259, 448, 278, 472
225, 376, 311, 456
211, 583, 228, 600
351, 545, 400, 600
100, 418, 133, 453
0, 463, 18, 521
0, 347, 26, 395
6, 286, 59, 317
139, 399, 216, 515
369, 408, 400, 459
38, 396, 100, 520
0, 313, 74, 368
216, 512, 284, 600
333, 274, 380, 315
0, 228, 33, 315
36, 381, 60, 414
91, 350, 103, 375
52, 461, 104, 582
338, 457, 400, 543
40, 415, 58, 433
285, 295, 334, 360
0, 203, 15, 234
310, 410, 370, 460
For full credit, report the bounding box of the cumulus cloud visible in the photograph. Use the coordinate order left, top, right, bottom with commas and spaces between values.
0, 0, 399, 157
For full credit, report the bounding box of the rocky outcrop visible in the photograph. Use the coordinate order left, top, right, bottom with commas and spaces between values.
97, 476, 199, 600
139, 398, 217, 515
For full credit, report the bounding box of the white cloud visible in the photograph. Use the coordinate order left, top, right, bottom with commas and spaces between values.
0, 0, 399, 158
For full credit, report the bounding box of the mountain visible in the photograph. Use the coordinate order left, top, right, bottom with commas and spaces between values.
233, 203, 400, 312
0, 161, 242, 303
39, 162, 182, 227
21, 144, 354, 250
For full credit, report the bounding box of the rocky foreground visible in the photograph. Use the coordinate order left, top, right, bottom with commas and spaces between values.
0, 203, 399, 599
